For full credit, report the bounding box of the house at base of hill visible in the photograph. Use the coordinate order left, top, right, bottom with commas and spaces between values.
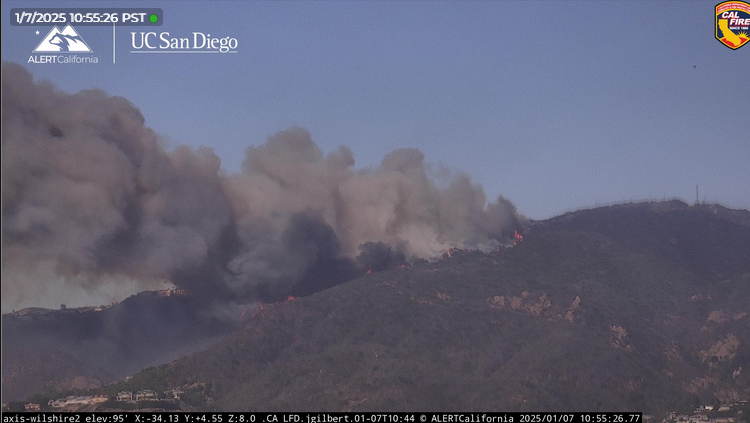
135, 390, 158, 401
164, 389, 185, 400
115, 391, 133, 402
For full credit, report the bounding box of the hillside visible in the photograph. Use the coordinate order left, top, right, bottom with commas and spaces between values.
1, 292, 236, 402
1, 345, 116, 404
113, 201, 750, 413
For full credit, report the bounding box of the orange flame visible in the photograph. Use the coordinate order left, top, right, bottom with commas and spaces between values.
366, 269, 372, 275
286, 295, 295, 301
514, 230, 523, 241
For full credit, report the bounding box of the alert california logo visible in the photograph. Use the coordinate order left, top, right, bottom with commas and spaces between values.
715, 1, 750, 49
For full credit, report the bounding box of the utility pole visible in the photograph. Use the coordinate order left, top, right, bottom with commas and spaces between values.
696, 185, 699, 205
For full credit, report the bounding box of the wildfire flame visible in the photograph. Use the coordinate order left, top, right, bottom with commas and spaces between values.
366, 269, 372, 275
241, 302, 264, 320
397, 264, 408, 269
286, 295, 295, 301
446, 248, 460, 258
513, 229, 523, 246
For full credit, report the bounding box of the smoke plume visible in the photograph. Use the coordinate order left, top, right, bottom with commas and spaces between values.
1, 62, 525, 311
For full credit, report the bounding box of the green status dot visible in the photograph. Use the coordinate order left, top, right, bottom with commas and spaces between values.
149, 14, 158, 23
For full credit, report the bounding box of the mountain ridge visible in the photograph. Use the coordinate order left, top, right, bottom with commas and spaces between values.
5, 201, 750, 413
110, 201, 750, 413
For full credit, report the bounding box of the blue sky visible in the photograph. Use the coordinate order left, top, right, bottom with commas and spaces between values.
2, 1, 748, 219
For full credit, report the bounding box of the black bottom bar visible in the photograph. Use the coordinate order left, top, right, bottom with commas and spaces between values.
1, 412, 643, 423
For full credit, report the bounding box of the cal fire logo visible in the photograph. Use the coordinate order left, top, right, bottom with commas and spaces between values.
715, 1, 750, 49
34, 25, 92, 53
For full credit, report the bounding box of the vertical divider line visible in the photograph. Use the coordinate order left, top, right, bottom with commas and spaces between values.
113, 23, 116, 64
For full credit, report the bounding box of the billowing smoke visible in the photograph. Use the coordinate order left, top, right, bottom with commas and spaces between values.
1, 62, 525, 311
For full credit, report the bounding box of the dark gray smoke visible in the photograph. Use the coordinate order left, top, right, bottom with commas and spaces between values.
1, 62, 526, 311
356, 242, 407, 273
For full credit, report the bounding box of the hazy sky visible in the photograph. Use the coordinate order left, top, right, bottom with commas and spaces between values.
2, 1, 748, 219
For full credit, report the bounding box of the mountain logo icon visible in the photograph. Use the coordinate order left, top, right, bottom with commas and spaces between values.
33, 25, 93, 53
